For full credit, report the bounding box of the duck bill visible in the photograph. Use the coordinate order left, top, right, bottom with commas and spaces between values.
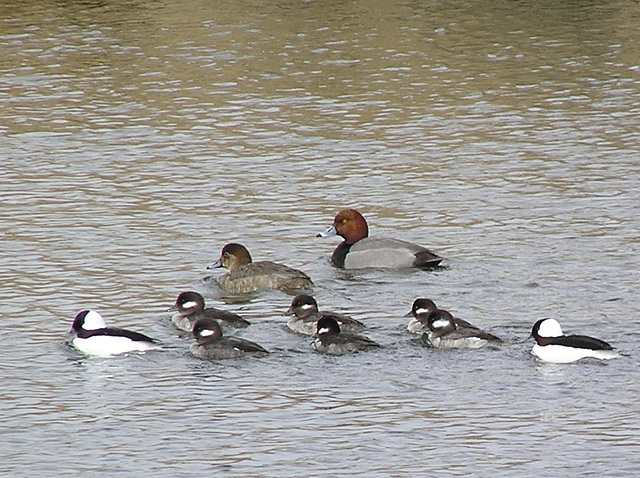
206, 259, 223, 270
403, 311, 413, 318
316, 224, 337, 238
283, 307, 295, 316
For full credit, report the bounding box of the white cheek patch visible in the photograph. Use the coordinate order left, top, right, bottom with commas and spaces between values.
415, 308, 431, 315
181, 301, 198, 309
83, 311, 107, 330
539, 319, 563, 337
432, 319, 450, 329
301, 304, 314, 310
200, 329, 215, 337
318, 327, 330, 335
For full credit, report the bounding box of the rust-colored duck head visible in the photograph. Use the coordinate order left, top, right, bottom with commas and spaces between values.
317, 209, 369, 245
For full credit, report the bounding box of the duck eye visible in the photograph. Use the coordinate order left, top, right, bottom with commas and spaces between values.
342, 219, 348, 224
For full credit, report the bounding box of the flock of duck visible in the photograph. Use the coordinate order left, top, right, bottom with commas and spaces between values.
68, 209, 619, 364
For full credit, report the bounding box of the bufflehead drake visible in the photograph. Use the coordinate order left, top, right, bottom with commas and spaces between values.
312, 316, 380, 355
69, 310, 161, 357
207, 243, 313, 293
190, 318, 268, 360
169, 291, 250, 332
317, 209, 443, 269
530, 318, 618, 363
285, 294, 366, 336
422, 309, 502, 349
405, 298, 478, 334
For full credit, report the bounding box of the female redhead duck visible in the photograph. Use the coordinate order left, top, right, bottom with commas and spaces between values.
207, 243, 313, 293
317, 209, 443, 269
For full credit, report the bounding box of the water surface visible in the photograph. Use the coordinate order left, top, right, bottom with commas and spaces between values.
1, 0, 640, 476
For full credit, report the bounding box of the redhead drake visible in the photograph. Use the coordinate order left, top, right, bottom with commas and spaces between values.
421, 309, 502, 349
530, 318, 618, 363
190, 318, 268, 360
317, 209, 443, 269
69, 310, 161, 357
168, 291, 250, 332
207, 243, 313, 294
285, 294, 366, 336
405, 298, 478, 334
312, 316, 380, 355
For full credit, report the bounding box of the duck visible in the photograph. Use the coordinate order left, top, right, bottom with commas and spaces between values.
405, 298, 478, 334
168, 291, 250, 332
69, 310, 161, 357
421, 309, 502, 349
190, 318, 269, 360
312, 316, 380, 355
530, 318, 618, 363
317, 209, 443, 269
285, 294, 366, 336
207, 243, 313, 293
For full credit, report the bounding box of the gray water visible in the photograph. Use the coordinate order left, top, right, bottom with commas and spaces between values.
2, 0, 640, 476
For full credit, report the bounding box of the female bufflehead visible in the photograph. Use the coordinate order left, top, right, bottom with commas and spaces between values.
69, 310, 161, 357
312, 316, 380, 355
405, 298, 479, 334
530, 318, 618, 363
190, 318, 268, 360
422, 309, 502, 349
285, 294, 365, 336
169, 291, 250, 332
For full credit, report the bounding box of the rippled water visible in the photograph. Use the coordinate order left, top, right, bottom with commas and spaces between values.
2, 0, 640, 475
